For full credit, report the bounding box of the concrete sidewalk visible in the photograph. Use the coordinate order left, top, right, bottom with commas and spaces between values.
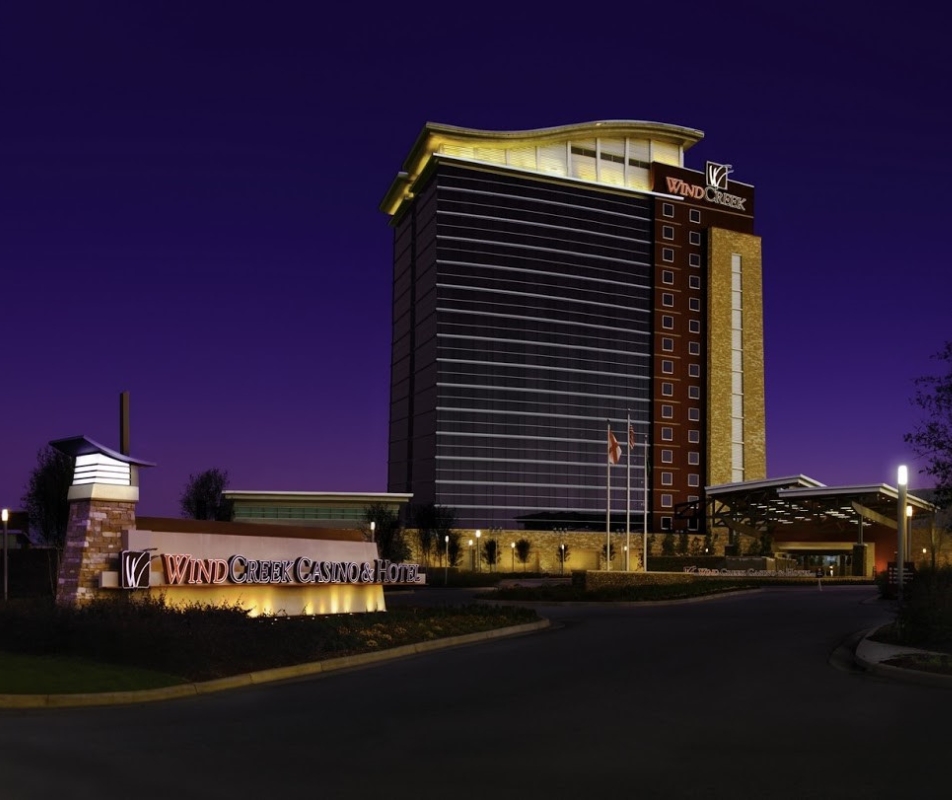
854, 629, 952, 688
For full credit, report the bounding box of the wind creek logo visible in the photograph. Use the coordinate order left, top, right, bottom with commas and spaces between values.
120, 550, 153, 589
705, 161, 732, 190
664, 161, 747, 211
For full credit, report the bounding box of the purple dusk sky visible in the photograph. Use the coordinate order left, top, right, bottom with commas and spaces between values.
2, 3, 948, 517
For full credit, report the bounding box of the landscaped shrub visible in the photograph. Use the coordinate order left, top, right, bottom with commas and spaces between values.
898, 566, 952, 645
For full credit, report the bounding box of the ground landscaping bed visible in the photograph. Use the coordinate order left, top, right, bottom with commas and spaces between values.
0, 596, 538, 683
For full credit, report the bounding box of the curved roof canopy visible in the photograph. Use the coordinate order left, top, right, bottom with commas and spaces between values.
381, 119, 705, 216
50, 435, 156, 467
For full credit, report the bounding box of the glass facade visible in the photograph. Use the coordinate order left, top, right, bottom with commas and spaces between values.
389, 162, 652, 530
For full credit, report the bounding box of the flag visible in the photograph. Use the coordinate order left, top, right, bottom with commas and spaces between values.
628, 423, 636, 450
608, 426, 621, 465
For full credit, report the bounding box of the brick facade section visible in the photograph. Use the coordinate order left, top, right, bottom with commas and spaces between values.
57, 498, 136, 606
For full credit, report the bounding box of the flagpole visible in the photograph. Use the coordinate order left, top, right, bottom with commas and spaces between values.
643, 433, 649, 572
606, 420, 611, 571
626, 412, 631, 572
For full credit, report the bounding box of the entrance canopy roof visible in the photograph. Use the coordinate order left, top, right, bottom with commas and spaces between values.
706, 475, 937, 536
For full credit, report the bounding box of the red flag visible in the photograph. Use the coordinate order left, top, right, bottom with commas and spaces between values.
628, 423, 636, 450
608, 427, 621, 465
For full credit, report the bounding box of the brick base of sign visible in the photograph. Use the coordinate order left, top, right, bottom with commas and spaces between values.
56, 498, 136, 606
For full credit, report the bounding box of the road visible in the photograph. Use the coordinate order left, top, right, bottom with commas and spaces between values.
0, 586, 946, 799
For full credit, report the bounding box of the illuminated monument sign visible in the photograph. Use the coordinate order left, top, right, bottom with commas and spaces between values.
121, 551, 421, 588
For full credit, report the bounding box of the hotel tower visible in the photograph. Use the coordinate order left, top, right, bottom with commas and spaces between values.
381, 121, 764, 532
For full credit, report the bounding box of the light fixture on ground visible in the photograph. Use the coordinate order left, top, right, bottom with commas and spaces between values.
511, 541, 515, 572
2, 508, 8, 602
475, 529, 481, 572
444, 534, 449, 586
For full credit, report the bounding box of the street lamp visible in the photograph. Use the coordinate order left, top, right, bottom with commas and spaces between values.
511, 541, 515, 572
897, 465, 908, 607
468, 539, 474, 571
370, 520, 376, 543
2, 508, 8, 603
475, 529, 481, 572
444, 534, 449, 586
559, 542, 566, 576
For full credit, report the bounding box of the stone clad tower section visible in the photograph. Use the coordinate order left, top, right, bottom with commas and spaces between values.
50, 436, 154, 606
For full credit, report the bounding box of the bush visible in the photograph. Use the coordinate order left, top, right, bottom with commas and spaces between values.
898, 566, 952, 645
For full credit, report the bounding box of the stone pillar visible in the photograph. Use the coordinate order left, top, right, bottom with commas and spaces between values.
56, 490, 137, 606
852, 543, 874, 578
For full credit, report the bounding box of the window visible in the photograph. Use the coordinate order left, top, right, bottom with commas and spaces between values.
663, 225, 674, 240
662, 360, 674, 374
661, 404, 673, 419
663, 202, 674, 218
688, 430, 700, 443
689, 297, 701, 312
661, 516, 672, 530
662, 293, 675, 307
688, 386, 700, 400
689, 253, 701, 268
662, 315, 674, 330
661, 427, 673, 441
689, 275, 700, 289
688, 451, 700, 465
662, 382, 674, 396
687, 494, 699, 502
688, 474, 700, 487
661, 471, 673, 486
689, 231, 701, 246
689, 319, 701, 333
688, 341, 700, 356
688, 407, 700, 421
689, 209, 701, 223
661, 449, 674, 463
662, 270, 675, 285
662, 247, 674, 262
661, 494, 673, 508
689, 364, 700, 377
662, 337, 674, 352
688, 518, 699, 531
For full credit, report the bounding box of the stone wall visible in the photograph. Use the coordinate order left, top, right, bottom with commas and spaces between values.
405, 529, 657, 573
57, 499, 136, 606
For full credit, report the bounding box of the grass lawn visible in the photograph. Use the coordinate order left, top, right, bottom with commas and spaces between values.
0, 651, 187, 694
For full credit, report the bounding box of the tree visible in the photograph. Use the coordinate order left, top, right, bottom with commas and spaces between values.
481, 538, 499, 571
412, 503, 458, 568
661, 532, 676, 555
676, 531, 689, 555
180, 468, 233, 521
21, 446, 73, 549
556, 542, 571, 567
363, 504, 410, 563
515, 538, 532, 571
906, 341, 952, 510
600, 542, 616, 566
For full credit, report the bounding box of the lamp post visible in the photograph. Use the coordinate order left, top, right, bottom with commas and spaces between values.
444, 535, 449, 586
468, 539, 474, 571
2, 508, 8, 603
475, 529, 481, 572
559, 542, 565, 576
897, 465, 908, 608
511, 541, 515, 572
370, 520, 375, 543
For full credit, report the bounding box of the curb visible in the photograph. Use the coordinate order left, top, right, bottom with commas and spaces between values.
853, 626, 952, 689
483, 587, 763, 607
0, 618, 550, 710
